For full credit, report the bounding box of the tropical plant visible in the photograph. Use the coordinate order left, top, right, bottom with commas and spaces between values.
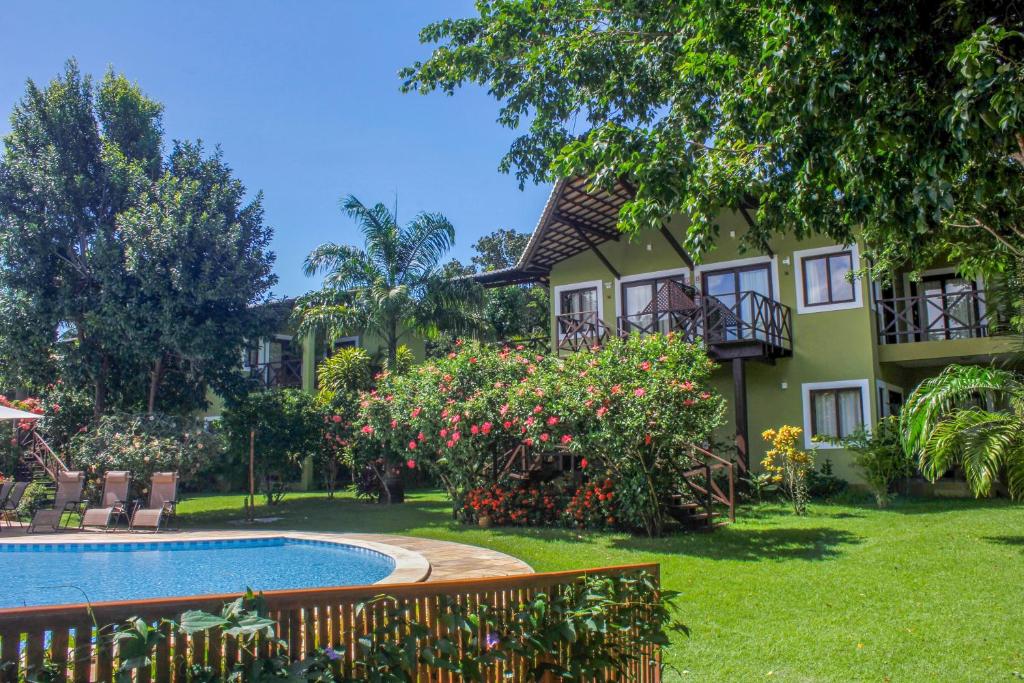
901, 364, 1024, 499
761, 426, 813, 515
830, 417, 911, 507
316, 346, 373, 497
294, 195, 483, 368
220, 389, 323, 504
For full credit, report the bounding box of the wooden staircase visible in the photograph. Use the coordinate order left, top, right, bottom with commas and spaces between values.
15, 427, 67, 484
490, 441, 737, 533
666, 444, 736, 531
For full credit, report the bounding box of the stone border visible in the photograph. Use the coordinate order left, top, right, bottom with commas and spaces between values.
0, 529, 431, 586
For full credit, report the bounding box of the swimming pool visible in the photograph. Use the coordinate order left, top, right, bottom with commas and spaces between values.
0, 537, 397, 608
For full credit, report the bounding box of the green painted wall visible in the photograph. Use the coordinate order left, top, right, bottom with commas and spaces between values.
546, 211, 1012, 484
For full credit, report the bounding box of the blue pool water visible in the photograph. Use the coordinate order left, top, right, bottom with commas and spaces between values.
0, 538, 395, 608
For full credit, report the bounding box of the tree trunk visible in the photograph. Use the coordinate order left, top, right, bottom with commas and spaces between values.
93, 354, 110, 418
147, 354, 165, 415
387, 320, 399, 372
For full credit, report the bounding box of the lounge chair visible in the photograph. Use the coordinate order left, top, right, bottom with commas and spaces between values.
27, 471, 85, 533
0, 481, 12, 510
0, 481, 28, 527
130, 472, 178, 532
80, 470, 131, 531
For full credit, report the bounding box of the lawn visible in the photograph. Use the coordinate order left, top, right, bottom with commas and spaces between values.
177, 490, 1024, 682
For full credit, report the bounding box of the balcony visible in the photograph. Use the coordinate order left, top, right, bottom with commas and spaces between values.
247, 359, 303, 389
555, 291, 793, 361
875, 289, 1018, 363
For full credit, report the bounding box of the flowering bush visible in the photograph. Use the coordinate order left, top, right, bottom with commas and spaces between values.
565, 478, 619, 529
463, 480, 570, 526
70, 413, 222, 499
315, 347, 373, 497
761, 425, 814, 515
358, 334, 725, 535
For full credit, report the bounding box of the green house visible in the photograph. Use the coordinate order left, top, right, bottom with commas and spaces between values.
477, 178, 1019, 489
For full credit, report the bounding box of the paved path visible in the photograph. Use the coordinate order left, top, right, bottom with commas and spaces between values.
0, 525, 533, 584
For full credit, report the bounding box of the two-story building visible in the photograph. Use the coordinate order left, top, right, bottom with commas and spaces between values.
476, 177, 1019, 489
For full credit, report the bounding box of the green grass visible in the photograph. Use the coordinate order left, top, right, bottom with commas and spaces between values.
177, 490, 1024, 682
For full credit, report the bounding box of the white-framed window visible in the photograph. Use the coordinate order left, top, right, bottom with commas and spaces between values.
793, 244, 862, 314
553, 280, 604, 334
694, 255, 780, 300
876, 380, 904, 418
801, 379, 872, 448
615, 267, 692, 334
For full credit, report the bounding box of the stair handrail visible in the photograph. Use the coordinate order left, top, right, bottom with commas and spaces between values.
687, 443, 736, 522
19, 428, 68, 480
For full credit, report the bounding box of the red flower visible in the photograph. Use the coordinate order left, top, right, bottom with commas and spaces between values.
611, 385, 622, 394
644, 434, 652, 445
524, 438, 534, 446
561, 434, 572, 444
481, 422, 493, 435
408, 440, 417, 450
469, 357, 478, 364
684, 399, 696, 407
390, 419, 398, 428
407, 459, 417, 469
446, 440, 455, 448
332, 415, 342, 423
417, 431, 425, 441
411, 407, 421, 418
440, 428, 448, 437
700, 391, 711, 400
470, 424, 480, 435
580, 458, 589, 469
539, 433, 550, 442
596, 406, 608, 418
546, 416, 559, 426
503, 420, 513, 429
640, 361, 651, 371
360, 425, 374, 434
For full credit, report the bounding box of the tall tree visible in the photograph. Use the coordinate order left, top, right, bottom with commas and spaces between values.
471, 227, 528, 272
402, 1, 1024, 277
295, 195, 483, 367
0, 61, 276, 415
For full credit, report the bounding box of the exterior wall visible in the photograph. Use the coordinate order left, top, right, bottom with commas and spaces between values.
546, 211, 1016, 485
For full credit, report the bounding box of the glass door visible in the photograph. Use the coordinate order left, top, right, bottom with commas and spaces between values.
919, 275, 978, 340
702, 264, 772, 341
621, 275, 691, 335
558, 286, 599, 336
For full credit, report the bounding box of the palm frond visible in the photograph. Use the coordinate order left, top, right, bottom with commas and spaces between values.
340, 195, 399, 279
397, 212, 456, 286
922, 408, 1024, 498
900, 364, 1024, 455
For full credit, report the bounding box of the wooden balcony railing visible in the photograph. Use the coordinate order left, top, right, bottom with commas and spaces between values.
615, 290, 793, 355
555, 311, 613, 352
875, 289, 1009, 344
492, 336, 551, 355
246, 359, 303, 388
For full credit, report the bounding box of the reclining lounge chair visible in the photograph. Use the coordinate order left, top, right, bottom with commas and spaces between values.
80, 470, 131, 531
27, 471, 85, 533
0, 481, 28, 528
130, 472, 178, 532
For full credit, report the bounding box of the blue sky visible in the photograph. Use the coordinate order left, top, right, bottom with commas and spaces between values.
0, 1, 552, 297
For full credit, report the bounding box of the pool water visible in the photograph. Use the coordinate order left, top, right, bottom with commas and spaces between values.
0, 538, 395, 608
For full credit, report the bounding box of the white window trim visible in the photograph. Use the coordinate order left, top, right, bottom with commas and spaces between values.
553, 280, 605, 320
875, 380, 904, 419
333, 335, 361, 348
801, 379, 872, 449
614, 267, 690, 319
693, 255, 780, 299
793, 244, 863, 314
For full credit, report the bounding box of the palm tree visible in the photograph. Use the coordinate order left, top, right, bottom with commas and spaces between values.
900, 364, 1024, 499
295, 195, 483, 367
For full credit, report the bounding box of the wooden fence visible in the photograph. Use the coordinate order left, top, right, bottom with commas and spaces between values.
0, 564, 662, 682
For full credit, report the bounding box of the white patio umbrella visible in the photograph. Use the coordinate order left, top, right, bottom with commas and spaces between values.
0, 405, 42, 421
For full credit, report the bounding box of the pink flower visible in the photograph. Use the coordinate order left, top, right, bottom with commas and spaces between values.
640, 361, 651, 371
470, 424, 480, 435
452, 431, 461, 442
681, 381, 694, 391
499, 404, 510, 415
446, 440, 455, 448
533, 405, 543, 414
596, 406, 608, 418
684, 399, 696, 407
546, 416, 559, 426
539, 433, 550, 443
407, 459, 416, 469
525, 416, 535, 426
481, 422, 493, 435
634, 388, 646, 397
332, 415, 342, 423
503, 420, 513, 429
417, 431, 425, 441
561, 434, 572, 444
700, 391, 711, 400
611, 385, 622, 394
360, 425, 374, 434
440, 428, 448, 437
524, 438, 534, 446
390, 419, 398, 428
408, 441, 417, 450
411, 407, 421, 418
469, 357, 478, 364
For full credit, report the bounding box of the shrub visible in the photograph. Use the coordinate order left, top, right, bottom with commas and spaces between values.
358, 334, 725, 535
221, 389, 322, 504
463, 480, 570, 526
761, 425, 813, 515
71, 413, 221, 498
807, 458, 849, 500
832, 416, 914, 507
16, 481, 53, 519
316, 347, 372, 497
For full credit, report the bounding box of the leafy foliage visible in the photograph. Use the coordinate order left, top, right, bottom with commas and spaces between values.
358, 334, 724, 535
901, 364, 1024, 498
220, 389, 323, 504
402, 2, 1024, 278
830, 417, 912, 507
294, 194, 483, 368
70, 413, 221, 498
316, 347, 373, 497
0, 60, 276, 415
761, 426, 813, 515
